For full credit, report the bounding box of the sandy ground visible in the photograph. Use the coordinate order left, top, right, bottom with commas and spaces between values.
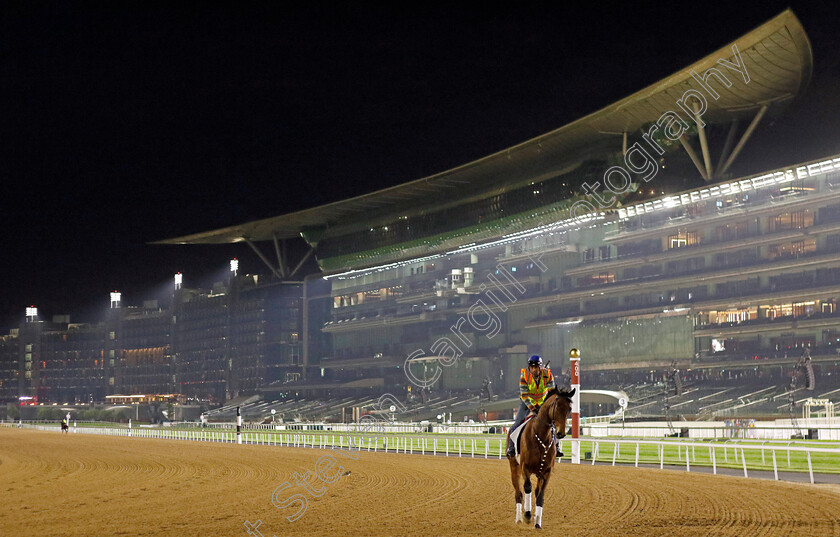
1, 429, 839, 537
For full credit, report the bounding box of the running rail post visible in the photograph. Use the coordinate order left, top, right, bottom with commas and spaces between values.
570, 348, 581, 464
236, 406, 242, 445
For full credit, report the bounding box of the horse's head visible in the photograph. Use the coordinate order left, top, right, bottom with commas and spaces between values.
544, 387, 575, 437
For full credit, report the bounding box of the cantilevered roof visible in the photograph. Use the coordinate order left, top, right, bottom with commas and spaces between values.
157, 9, 812, 246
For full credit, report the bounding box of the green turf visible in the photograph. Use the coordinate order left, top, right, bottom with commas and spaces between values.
28, 423, 840, 475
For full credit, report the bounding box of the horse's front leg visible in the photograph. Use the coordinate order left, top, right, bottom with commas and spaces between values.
509, 458, 524, 524
534, 470, 552, 529
523, 470, 533, 523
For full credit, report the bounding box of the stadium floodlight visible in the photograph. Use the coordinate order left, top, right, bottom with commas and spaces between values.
230, 258, 239, 275
25, 306, 37, 321
110, 291, 121, 308
174, 272, 183, 290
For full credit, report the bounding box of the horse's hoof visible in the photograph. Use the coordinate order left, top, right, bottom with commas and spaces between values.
525, 511, 531, 519
535, 523, 542, 529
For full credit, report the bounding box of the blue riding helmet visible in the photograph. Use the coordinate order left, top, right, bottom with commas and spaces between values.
528, 355, 542, 366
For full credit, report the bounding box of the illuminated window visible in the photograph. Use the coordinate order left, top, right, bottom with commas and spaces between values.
593, 273, 615, 284
579, 273, 615, 286
668, 231, 700, 249
767, 238, 816, 259
772, 210, 813, 231
763, 301, 816, 319
778, 180, 814, 194
707, 308, 757, 324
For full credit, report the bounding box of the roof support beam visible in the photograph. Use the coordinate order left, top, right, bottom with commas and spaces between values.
719, 105, 768, 177
288, 248, 314, 279
282, 239, 289, 278
678, 134, 709, 181
273, 234, 287, 278
716, 119, 740, 177
622, 131, 628, 155
693, 103, 714, 181
243, 237, 283, 280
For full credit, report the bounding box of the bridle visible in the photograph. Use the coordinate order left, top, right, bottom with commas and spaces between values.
532, 392, 567, 472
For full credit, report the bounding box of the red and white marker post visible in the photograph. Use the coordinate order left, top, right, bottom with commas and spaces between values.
236, 406, 242, 445
569, 348, 581, 464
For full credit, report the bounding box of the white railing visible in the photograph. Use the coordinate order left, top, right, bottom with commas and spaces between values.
4, 422, 838, 483
578, 436, 840, 484
585, 423, 840, 440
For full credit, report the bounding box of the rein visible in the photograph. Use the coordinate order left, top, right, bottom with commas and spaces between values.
531, 393, 561, 472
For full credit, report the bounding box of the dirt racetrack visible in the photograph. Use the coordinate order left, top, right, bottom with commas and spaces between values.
1, 429, 839, 536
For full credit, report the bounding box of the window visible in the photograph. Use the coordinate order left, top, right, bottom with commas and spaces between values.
578, 273, 614, 287
762, 301, 817, 319
706, 308, 757, 324
289, 345, 300, 365
714, 221, 749, 242
767, 238, 816, 259
772, 210, 813, 231
822, 329, 840, 345
819, 204, 840, 225
827, 234, 840, 252
668, 231, 700, 249
594, 273, 615, 284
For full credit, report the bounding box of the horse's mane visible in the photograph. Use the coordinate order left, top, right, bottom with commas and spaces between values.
547, 386, 575, 401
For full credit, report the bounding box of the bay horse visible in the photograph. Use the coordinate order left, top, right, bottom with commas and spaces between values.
507, 386, 575, 529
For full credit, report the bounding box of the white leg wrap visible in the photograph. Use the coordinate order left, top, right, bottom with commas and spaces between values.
515, 503, 523, 523
535, 506, 543, 526
524, 493, 531, 512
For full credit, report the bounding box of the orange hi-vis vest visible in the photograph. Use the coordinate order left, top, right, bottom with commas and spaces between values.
519, 367, 554, 409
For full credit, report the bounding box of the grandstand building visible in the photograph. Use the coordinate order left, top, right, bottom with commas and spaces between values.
4, 11, 839, 417
0, 277, 304, 405
160, 11, 840, 415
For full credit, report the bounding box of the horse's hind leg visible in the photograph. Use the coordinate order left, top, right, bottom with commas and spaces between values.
509, 459, 524, 524
533, 471, 552, 529
523, 471, 533, 522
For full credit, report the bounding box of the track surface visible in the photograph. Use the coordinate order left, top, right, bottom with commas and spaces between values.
1, 429, 839, 536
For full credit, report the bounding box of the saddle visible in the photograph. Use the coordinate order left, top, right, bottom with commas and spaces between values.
509, 414, 535, 458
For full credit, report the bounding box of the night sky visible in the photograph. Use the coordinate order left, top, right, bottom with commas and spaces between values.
1, 2, 838, 330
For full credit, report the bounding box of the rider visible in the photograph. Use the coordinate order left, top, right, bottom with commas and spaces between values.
506, 355, 562, 458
